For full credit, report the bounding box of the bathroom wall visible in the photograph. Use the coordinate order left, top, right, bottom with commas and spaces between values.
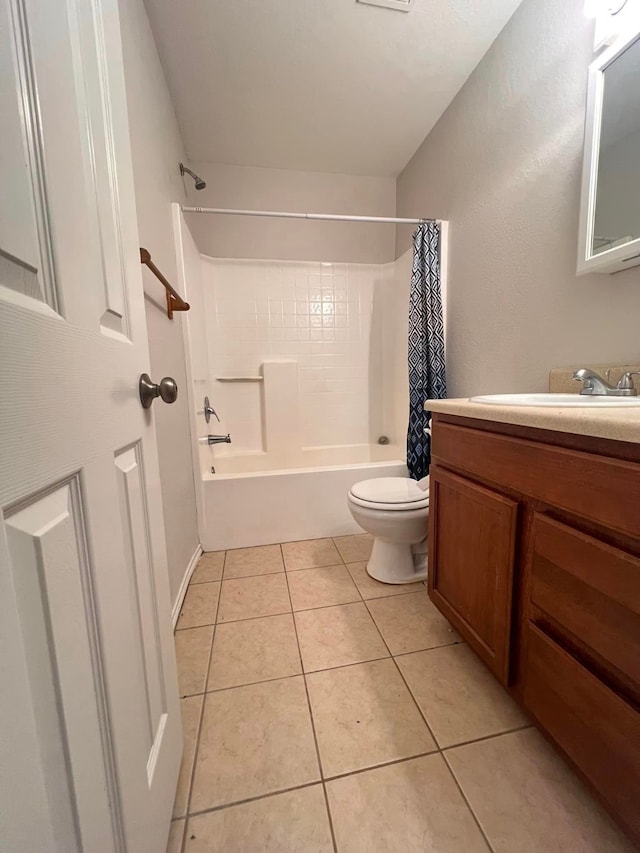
201, 256, 394, 453
184, 162, 397, 264
119, 0, 199, 604
396, 0, 640, 398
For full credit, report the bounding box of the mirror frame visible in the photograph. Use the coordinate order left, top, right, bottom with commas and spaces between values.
577, 26, 640, 276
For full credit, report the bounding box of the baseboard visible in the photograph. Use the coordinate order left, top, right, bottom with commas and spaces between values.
172, 543, 203, 630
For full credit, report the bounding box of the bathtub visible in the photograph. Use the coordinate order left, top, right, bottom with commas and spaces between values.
199, 443, 408, 551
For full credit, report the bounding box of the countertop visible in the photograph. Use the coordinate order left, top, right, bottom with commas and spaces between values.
426, 398, 640, 444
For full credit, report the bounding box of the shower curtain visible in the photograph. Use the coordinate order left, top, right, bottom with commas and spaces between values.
407, 221, 446, 480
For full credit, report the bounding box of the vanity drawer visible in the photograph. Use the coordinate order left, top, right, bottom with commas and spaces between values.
431, 422, 640, 537
523, 624, 640, 840
529, 514, 640, 693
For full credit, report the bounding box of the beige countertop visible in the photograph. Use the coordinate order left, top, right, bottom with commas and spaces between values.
426, 398, 640, 444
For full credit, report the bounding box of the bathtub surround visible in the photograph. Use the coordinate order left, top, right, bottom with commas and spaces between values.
202, 257, 391, 453
396, 0, 640, 400
174, 209, 450, 551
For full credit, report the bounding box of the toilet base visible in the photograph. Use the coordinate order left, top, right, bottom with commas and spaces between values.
366, 538, 428, 585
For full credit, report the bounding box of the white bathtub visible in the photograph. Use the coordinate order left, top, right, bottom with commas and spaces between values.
199, 443, 408, 551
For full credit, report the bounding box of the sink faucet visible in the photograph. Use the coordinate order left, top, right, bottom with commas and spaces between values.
572, 368, 639, 397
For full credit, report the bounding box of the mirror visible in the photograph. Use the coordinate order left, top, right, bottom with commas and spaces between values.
577, 29, 640, 275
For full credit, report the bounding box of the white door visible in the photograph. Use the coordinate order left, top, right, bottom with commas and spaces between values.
0, 0, 182, 850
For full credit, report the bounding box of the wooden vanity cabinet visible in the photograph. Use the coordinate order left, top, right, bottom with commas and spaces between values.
428, 468, 518, 684
428, 413, 640, 844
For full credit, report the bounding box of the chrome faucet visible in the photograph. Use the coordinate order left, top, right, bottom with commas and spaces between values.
207, 434, 232, 445
203, 396, 220, 424
572, 368, 639, 397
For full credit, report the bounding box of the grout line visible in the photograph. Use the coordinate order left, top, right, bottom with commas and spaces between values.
441, 750, 496, 853
180, 727, 534, 827
361, 597, 440, 744
322, 749, 440, 784
177, 585, 435, 632
361, 595, 495, 850
281, 544, 339, 853
185, 780, 323, 820
363, 596, 494, 846
178, 638, 460, 698
439, 723, 533, 753
179, 665, 531, 748
187, 550, 226, 586
223, 567, 285, 581
285, 561, 345, 573
179, 571, 223, 853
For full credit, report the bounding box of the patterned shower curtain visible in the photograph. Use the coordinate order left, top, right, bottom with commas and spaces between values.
406, 221, 446, 480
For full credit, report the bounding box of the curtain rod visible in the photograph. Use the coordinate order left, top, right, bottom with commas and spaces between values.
181, 206, 433, 225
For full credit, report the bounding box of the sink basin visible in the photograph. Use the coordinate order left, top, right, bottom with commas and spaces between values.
469, 393, 640, 407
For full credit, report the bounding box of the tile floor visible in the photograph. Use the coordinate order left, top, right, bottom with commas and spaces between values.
168, 535, 636, 853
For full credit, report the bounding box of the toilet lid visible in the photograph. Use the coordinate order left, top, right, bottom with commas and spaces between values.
349, 477, 429, 506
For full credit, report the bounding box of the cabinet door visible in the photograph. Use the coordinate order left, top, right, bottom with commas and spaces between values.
428, 466, 519, 683
524, 625, 640, 843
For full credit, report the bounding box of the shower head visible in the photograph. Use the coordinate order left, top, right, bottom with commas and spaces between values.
179, 162, 206, 190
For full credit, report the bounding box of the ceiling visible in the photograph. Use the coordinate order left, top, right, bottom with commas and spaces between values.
144, 0, 523, 177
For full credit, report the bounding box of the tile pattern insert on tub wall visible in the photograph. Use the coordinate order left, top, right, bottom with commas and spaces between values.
202, 257, 388, 451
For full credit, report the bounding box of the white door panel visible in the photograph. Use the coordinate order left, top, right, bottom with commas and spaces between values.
5, 478, 117, 853
0, 0, 182, 849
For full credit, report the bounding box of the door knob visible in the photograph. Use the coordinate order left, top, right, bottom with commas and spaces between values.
139, 373, 178, 408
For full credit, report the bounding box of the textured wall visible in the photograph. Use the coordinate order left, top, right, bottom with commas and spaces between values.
119, 0, 199, 604
397, 0, 640, 398
183, 162, 397, 264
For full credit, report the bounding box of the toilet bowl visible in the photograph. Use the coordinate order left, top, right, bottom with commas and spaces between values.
348, 476, 429, 584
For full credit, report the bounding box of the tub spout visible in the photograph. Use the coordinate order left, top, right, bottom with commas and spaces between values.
207, 434, 231, 445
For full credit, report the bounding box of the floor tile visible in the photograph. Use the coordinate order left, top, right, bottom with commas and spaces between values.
282, 537, 341, 571
326, 754, 489, 852
307, 658, 436, 776
166, 819, 185, 853
224, 544, 284, 579
191, 551, 225, 584
208, 613, 301, 690
176, 582, 220, 629
190, 676, 320, 811
445, 728, 636, 853
333, 533, 373, 563
287, 564, 360, 611
346, 561, 425, 600
367, 591, 460, 655
294, 602, 389, 672
184, 785, 333, 853
172, 694, 203, 818
174, 625, 213, 697
217, 573, 291, 623
396, 643, 528, 747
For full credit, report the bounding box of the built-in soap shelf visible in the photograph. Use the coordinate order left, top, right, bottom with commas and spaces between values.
215, 375, 264, 382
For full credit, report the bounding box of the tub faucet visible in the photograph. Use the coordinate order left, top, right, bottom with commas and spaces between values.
207, 434, 232, 445
572, 368, 638, 396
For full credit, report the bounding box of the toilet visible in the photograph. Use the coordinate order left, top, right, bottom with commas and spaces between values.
347, 476, 430, 584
